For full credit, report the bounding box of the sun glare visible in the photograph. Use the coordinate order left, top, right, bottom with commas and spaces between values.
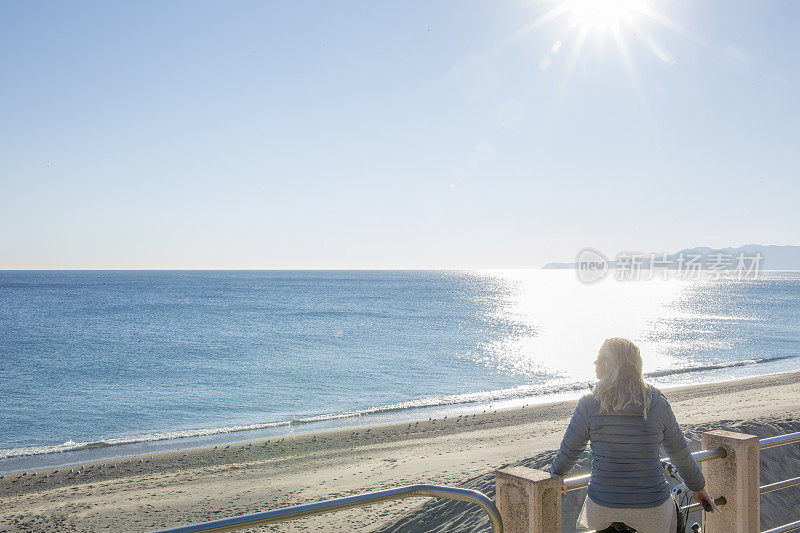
506, 0, 684, 84
565, 0, 638, 30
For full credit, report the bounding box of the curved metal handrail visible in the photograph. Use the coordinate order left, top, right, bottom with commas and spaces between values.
155, 430, 800, 532
154, 484, 502, 533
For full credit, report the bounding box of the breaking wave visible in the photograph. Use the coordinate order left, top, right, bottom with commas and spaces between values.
1, 355, 793, 461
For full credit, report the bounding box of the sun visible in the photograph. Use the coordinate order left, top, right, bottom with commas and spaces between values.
506, 0, 683, 78
494, 0, 685, 112
564, 0, 639, 30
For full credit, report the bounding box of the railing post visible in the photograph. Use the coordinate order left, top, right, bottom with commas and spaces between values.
701, 430, 760, 533
495, 466, 561, 533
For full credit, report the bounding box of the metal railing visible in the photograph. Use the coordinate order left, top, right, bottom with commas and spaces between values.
762, 521, 800, 533
156, 430, 800, 533
758, 431, 800, 450
759, 431, 800, 533
761, 476, 800, 495
155, 484, 502, 533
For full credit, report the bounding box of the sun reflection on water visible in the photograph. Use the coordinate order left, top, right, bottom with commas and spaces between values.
470, 270, 697, 382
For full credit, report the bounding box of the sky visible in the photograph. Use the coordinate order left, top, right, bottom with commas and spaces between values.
1, 0, 798, 269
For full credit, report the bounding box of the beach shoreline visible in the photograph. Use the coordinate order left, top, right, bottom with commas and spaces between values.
2, 370, 800, 531
3, 361, 794, 473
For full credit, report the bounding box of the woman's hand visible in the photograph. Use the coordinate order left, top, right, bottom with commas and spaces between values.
693, 489, 714, 512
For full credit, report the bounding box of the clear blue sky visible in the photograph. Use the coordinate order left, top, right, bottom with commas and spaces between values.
1, 0, 798, 268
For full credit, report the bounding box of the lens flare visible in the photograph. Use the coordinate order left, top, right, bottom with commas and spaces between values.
565, 0, 639, 30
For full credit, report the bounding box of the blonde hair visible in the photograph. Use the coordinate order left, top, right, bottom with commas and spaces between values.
592, 338, 652, 419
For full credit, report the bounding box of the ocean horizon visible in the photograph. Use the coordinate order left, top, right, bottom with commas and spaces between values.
2, 269, 799, 472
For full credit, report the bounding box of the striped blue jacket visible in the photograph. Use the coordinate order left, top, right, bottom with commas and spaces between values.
549, 386, 705, 508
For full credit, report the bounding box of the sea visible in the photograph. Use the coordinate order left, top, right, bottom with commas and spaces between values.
1, 270, 798, 473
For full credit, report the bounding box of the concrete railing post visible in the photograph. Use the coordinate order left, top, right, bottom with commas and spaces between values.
701, 430, 760, 533
495, 466, 561, 533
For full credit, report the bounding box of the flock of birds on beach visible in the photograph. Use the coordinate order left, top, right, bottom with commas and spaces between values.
3, 457, 150, 484
2, 405, 526, 486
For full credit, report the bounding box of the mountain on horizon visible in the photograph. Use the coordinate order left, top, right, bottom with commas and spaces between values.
542, 244, 800, 270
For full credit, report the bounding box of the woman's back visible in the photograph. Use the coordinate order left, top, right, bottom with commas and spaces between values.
550, 386, 705, 508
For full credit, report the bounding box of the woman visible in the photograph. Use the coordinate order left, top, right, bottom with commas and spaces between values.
549, 338, 714, 532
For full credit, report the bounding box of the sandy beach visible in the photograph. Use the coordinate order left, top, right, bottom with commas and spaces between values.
5, 0, 799, 531
2, 371, 799, 532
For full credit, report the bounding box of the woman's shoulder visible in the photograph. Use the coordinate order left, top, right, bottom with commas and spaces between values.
646, 384, 667, 403
578, 390, 600, 410
645, 384, 671, 415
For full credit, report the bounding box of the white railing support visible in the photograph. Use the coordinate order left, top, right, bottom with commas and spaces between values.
495, 467, 561, 533
701, 430, 760, 533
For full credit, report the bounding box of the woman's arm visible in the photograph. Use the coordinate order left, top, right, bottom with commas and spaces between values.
549, 399, 590, 477
660, 396, 705, 492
